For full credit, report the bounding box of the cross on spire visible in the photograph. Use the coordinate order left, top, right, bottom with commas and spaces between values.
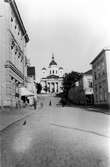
52, 53, 54, 60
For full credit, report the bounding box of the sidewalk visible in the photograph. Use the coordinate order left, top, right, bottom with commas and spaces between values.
87, 106, 110, 115
0, 106, 36, 131
64, 101, 110, 115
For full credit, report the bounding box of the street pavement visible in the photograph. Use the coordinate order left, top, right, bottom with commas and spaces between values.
0, 106, 36, 131
0, 95, 44, 131
1, 95, 110, 167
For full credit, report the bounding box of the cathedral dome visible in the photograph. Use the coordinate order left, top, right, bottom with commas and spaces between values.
49, 54, 57, 66
42, 67, 46, 70
59, 67, 63, 70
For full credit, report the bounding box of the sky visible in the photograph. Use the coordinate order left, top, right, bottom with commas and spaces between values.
16, 0, 110, 81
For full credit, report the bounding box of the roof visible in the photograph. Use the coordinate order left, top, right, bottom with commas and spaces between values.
42, 67, 46, 70
90, 48, 110, 64
49, 60, 57, 66
59, 67, 63, 70
6, 0, 29, 43
47, 75, 59, 79
84, 69, 92, 75
49, 54, 57, 66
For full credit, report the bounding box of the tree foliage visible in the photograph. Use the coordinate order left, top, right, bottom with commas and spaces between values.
43, 85, 49, 92
36, 83, 42, 94
62, 71, 82, 98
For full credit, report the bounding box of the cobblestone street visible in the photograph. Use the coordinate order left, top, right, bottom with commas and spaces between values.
1, 95, 110, 167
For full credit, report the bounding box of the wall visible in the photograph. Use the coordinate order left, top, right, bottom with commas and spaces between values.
68, 75, 93, 105
0, 1, 28, 107
83, 75, 93, 95
68, 86, 86, 105
92, 51, 108, 105
106, 51, 110, 93
0, 2, 10, 106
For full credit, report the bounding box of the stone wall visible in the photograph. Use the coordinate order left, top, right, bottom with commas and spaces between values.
68, 86, 86, 105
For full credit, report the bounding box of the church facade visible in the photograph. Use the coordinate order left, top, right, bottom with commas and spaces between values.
40, 54, 64, 94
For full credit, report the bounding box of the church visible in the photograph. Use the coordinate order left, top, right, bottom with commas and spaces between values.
40, 54, 64, 94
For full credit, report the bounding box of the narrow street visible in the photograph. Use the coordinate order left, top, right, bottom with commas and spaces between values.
1, 95, 110, 167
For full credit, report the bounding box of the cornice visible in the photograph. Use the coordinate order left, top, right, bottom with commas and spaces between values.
6, 0, 29, 43
5, 60, 24, 80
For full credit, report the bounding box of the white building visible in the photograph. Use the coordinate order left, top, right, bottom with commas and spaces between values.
0, 0, 29, 107
40, 54, 64, 94
82, 70, 93, 96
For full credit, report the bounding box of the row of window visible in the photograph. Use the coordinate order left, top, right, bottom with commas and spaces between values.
88, 80, 93, 88
47, 82, 59, 85
10, 15, 25, 51
7, 75, 21, 97
93, 61, 106, 80
75, 79, 93, 88
43, 70, 63, 75
94, 70, 105, 80
10, 16, 23, 40
11, 40, 24, 63
93, 55, 104, 69
94, 81, 106, 92
94, 81, 107, 102
50, 70, 58, 75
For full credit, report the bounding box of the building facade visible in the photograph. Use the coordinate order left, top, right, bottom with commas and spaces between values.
40, 54, 64, 94
27, 66, 36, 80
27, 66, 37, 95
0, 0, 29, 107
91, 48, 110, 107
26, 66, 37, 105
68, 70, 94, 105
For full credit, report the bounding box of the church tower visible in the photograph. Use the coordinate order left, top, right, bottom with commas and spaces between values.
49, 53, 58, 76
41, 67, 47, 78
59, 67, 63, 77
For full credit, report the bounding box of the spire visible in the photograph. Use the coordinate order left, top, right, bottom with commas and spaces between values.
49, 53, 57, 66
52, 53, 54, 60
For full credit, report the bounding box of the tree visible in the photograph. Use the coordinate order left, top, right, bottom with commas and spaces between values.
62, 71, 82, 98
36, 83, 42, 94
43, 85, 48, 92
43, 85, 49, 93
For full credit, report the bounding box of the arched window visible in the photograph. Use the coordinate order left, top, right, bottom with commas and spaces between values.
53, 70, 54, 74
50, 70, 51, 74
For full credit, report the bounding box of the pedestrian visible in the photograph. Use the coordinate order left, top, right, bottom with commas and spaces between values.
49, 100, 52, 106
61, 98, 66, 107
33, 96, 37, 110
18, 98, 21, 111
